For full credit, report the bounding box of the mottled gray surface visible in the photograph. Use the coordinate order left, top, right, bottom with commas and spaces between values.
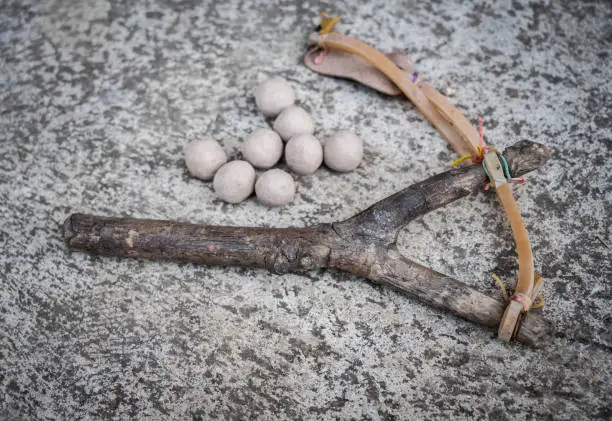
1, 0, 611, 419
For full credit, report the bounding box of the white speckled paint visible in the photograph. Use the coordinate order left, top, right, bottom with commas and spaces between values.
0, 0, 610, 419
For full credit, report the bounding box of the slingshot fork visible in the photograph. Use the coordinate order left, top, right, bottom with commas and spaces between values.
63, 140, 551, 347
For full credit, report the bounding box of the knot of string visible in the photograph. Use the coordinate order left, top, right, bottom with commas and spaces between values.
491, 273, 545, 311
451, 116, 492, 166
319, 12, 342, 35
482, 152, 527, 190
450, 117, 528, 190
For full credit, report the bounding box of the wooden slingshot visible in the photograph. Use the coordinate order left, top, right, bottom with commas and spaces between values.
63, 14, 553, 346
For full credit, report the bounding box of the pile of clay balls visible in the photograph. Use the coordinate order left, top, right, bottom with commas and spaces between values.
184, 77, 363, 206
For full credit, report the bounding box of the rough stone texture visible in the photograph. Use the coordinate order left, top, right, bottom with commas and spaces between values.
0, 0, 610, 419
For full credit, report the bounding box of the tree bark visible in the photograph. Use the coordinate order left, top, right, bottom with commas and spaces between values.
334, 140, 550, 243
64, 214, 336, 274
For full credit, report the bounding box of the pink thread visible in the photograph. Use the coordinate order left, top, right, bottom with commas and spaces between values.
510, 294, 531, 311
470, 117, 492, 164
509, 176, 527, 184
313, 48, 328, 65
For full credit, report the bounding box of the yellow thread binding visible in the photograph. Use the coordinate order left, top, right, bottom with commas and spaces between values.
531, 296, 545, 309
531, 274, 545, 308
319, 12, 342, 35
451, 154, 472, 167
491, 274, 508, 301
451, 145, 485, 167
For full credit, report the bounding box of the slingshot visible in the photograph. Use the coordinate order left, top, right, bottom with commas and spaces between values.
62, 14, 552, 346
305, 13, 546, 341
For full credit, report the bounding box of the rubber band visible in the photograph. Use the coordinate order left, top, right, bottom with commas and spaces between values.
311, 27, 478, 158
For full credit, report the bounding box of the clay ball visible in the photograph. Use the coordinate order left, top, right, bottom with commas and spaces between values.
273, 106, 315, 141
254, 77, 296, 117
184, 138, 227, 180
285, 134, 323, 175
213, 160, 256, 204
255, 169, 296, 207
242, 128, 283, 169
324, 130, 363, 172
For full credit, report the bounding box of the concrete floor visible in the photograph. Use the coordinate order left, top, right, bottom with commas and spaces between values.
1, 0, 610, 419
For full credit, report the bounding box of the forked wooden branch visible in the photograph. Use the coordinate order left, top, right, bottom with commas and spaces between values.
63, 140, 552, 346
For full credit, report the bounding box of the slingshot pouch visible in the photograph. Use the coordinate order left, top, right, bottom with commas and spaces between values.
304, 48, 414, 96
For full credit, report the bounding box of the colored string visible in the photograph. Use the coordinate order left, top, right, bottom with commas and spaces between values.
478, 115, 484, 149
475, 118, 526, 190
313, 48, 328, 64
491, 274, 508, 301
531, 274, 545, 309
482, 154, 527, 190
450, 116, 491, 166
319, 12, 342, 35
491, 273, 544, 310
450, 154, 472, 167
